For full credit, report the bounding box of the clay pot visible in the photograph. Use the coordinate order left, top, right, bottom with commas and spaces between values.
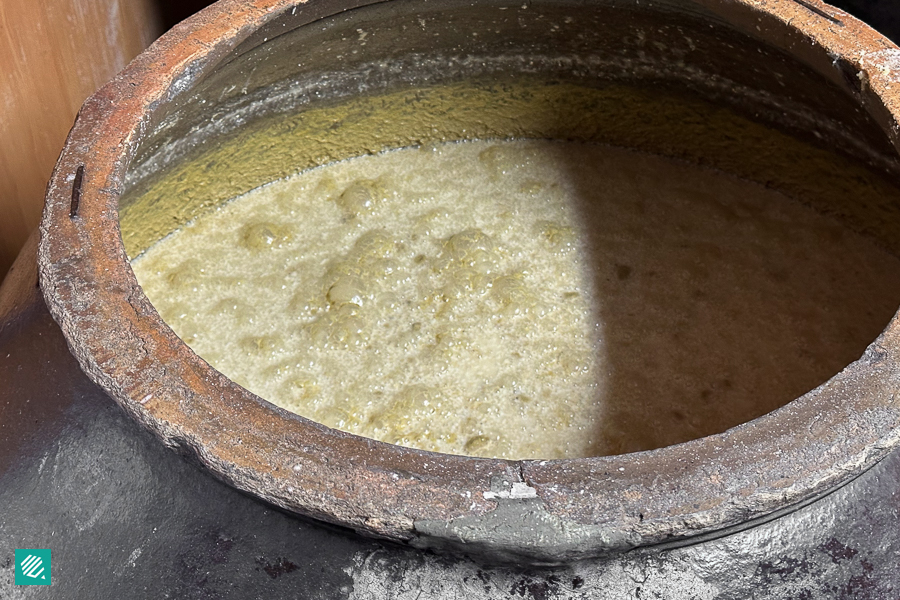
36, 0, 900, 566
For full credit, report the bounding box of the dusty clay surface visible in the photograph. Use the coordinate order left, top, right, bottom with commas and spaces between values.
35, 0, 900, 561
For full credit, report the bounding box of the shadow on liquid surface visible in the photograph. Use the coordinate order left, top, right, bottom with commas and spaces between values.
558, 144, 900, 455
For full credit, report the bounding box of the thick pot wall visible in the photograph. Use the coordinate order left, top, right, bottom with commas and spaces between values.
35, 0, 900, 564
2, 195, 898, 599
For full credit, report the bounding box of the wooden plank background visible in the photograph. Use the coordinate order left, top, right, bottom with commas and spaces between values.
0, 0, 160, 280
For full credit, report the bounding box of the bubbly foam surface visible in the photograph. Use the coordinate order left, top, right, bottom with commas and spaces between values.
134, 140, 604, 458
132, 140, 900, 458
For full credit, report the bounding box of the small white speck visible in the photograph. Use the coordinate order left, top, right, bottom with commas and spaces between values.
126, 547, 142, 568
483, 482, 537, 500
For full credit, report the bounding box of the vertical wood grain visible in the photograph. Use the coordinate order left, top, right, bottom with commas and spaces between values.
0, 0, 161, 280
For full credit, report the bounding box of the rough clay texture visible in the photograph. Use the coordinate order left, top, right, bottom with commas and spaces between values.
34, 0, 900, 564
1, 260, 898, 596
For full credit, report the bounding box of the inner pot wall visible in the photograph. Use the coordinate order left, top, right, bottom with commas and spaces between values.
121, 0, 900, 256
38, 0, 900, 564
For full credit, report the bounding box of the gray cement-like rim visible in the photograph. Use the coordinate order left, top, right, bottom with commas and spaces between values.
36, 0, 900, 562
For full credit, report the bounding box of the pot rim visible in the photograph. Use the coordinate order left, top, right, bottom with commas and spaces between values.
37, 0, 900, 562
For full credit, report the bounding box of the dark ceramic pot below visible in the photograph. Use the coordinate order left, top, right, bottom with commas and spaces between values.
1, 230, 898, 599
3, 0, 900, 595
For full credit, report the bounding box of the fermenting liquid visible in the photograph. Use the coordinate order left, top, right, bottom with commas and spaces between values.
132, 140, 900, 458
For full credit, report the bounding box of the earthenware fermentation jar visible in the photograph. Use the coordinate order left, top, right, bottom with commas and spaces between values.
3, 0, 900, 596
